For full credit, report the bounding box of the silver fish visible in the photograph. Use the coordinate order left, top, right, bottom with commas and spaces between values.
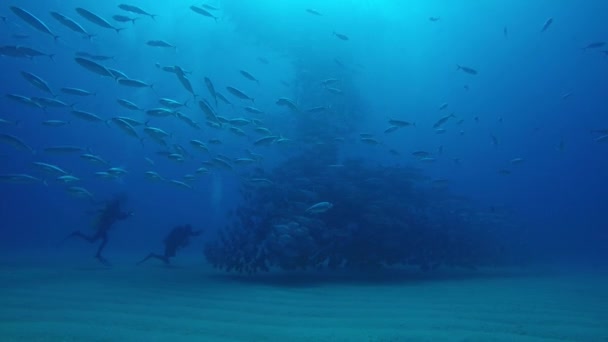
10, 6, 59, 40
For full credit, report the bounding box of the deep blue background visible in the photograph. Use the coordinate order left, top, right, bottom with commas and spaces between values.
1, 0, 607, 265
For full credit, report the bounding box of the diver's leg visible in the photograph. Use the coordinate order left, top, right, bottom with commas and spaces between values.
60, 231, 97, 245
94, 233, 111, 266
137, 253, 169, 265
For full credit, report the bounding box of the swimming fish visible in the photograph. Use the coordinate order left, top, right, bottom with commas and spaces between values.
10, 6, 59, 40
226, 86, 254, 102
118, 4, 157, 20
306, 201, 333, 214
61, 87, 95, 96
190, 6, 218, 21
541, 17, 553, 32
76, 8, 124, 33
457, 65, 478, 75
74, 57, 114, 78
239, 70, 259, 84
333, 31, 349, 41
112, 15, 138, 24
50, 11, 94, 39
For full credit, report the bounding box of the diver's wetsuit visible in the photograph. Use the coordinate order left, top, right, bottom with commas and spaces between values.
137, 224, 202, 265
62, 197, 132, 266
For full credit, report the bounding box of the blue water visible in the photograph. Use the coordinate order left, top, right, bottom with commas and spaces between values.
1, 0, 607, 270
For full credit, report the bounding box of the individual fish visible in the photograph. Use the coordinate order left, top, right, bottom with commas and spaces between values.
239, 70, 259, 84
412, 151, 431, 158
80, 153, 109, 165
114, 116, 144, 127
10, 46, 54, 60
306, 201, 333, 214
116, 99, 143, 111
71, 110, 105, 122
42, 120, 70, 127
0, 134, 35, 153
229, 126, 247, 136
74, 57, 114, 78
320, 78, 339, 86
503, 26, 508, 39
190, 6, 218, 21
276, 98, 300, 112
360, 137, 380, 145
6, 94, 42, 108
159, 98, 188, 109
111, 118, 141, 141
118, 4, 156, 20
434, 128, 447, 134
581, 41, 606, 50
384, 126, 399, 134
429, 17, 440, 22
254, 136, 278, 146
146, 108, 174, 117
204, 77, 218, 106
75, 52, 114, 61
252, 127, 271, 135
541, 17, 553, 32
212, 157, 233, 170
198, 99, 219, 122
168, 179, 193, 189
108, 68, 129, 80
66, 186, 94, 199
216, 92, 231, 105
50, 11, 94, 39
75, 8, 124, 33
195, 167, 209, 174
32, 97, 73, 109
456, 65, 478, 75
389, 119, 415, 127
438, 103, 448, 110
432, 114, 456, 128
32, 162, 68, 175
57, 175, 79, 183
0, 45, 30, 58
177, 74, 196, 97
226, 86, 254, 102
176, 112, 200, 129
306, 9, 322, 16
0, 174, 45, 185
244, 106, 264, 115
143, 126, 170, 139
10, 6, 59, 40
326, 87, 343, 94
147, 40, 176, 49
112, 15, 138, 24
333, 31, 349, 41
12, 33, 30, 39
44, 145, 85, 154
595, 135, 608, 143
144, 171, 164, 181
20, 71, 54, 96
0, 118, 20, 126
118, 78, 153, 88
234, 158, 256, 165
107, 167, 128, 176
190, 140, 209, 152
510, 158, 524, 164
306, 106, 327, 113
61, 87, 95, 96
491, 134, 499, 146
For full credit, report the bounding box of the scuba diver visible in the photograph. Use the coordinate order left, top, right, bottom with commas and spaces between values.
137, 224, 202, 265
62, 194, 133, 266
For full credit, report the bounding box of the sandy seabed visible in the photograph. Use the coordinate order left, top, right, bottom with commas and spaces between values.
0, 256, 607, 342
